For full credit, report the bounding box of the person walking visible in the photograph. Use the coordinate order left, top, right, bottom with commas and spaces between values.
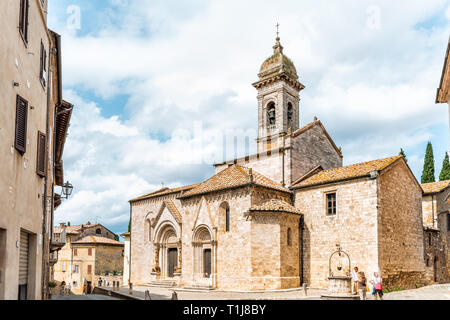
83, 283, 87, 295
351, 267, 359, 295
67, 283, 72, 296
370, 272, 383, 300
357, 272, 367, 300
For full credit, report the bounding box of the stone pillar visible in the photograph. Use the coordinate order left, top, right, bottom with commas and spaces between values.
152, 244, 161, 275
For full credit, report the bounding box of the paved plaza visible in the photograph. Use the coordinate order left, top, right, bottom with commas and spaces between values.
92, 283, 450, 300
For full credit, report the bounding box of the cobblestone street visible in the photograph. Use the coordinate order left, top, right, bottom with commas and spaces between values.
51, 294, 120, 300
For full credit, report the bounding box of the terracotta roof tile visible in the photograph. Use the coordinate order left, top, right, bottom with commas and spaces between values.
180, 165, 290, 198
72, 235, 123, 246
292, 155, 403, 188
249, 199, 301, 215
130, 184, 200, 202
421, 180, 450, 194
165, 200, 182, 223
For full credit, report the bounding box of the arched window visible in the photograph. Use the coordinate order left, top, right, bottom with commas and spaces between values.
219, 202, 230, 232
145, 219, 151, 243
226, 207, 230, 232
267, 102, 276, 126
287, 228, 292, 246
287, 102, 293, 124
95, 228, 101, 235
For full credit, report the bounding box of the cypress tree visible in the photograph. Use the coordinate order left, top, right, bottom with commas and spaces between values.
67, 221, 71, 226
421, 142, 435, 183
128, 219, 131, 232
399, 148, 407, 163
439, 153, 450, 181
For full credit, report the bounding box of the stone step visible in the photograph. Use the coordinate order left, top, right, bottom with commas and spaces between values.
145, 281, 177, 288
181, 285, 215, 291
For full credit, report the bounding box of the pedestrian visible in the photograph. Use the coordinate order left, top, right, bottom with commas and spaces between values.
61, 281, 66, 296
351, 267, 359, 295
83, 283, 87, 295
357, 272, 367, 300
99, 277, 103, 287
67, 283, 72, 295
370, 272, 383, 300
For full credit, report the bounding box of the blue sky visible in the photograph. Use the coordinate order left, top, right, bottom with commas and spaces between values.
47, 0, 450, 237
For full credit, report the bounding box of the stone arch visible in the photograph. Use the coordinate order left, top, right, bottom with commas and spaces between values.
266, 101, 276, 126
144, 212, 152, 243
192, 225, 215, 282
287, 102, 294, 125
153, 222, 181, 279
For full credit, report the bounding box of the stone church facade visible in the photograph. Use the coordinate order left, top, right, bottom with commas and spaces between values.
128, 36, 450, 291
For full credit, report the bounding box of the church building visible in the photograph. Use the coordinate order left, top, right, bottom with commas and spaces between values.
128, 36, 449, 291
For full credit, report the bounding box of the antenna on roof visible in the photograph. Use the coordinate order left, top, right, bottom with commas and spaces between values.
276, 22, 280, 38
161, 182, 165, 188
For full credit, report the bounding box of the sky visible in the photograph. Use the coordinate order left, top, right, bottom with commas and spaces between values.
47, 0, 450, 237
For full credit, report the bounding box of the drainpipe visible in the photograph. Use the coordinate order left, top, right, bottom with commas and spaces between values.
129, 205, 132, 286
432, 195, 436, 229
41, 37, 52, 300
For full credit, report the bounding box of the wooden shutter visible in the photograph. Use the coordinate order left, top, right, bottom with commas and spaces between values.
24, 0, 29, 42
40, 42, 47, 87
88, 248, 92, 256
19, 231, 29, 285
36, 131, 46, 177
87, 265, 92, 274
15, 95, 28, 154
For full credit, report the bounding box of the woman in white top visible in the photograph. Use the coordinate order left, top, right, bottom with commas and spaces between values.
370, 272, 383, 300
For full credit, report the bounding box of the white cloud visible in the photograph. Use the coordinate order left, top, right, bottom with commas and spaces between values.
49, 0, 450, 233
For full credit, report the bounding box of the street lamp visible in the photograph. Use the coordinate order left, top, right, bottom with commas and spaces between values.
61, 181, 73, 199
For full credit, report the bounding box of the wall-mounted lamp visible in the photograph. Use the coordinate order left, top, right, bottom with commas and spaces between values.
12, 81, 19, 87
61, 181, 74, 200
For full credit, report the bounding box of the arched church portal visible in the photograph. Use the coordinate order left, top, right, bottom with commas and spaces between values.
193, 226, 215, 281
155, 223, 181, 279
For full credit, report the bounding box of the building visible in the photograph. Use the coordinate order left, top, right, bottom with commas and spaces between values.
0, 0, 73, 300
128, 36, 449, 291
421, 180, 450, 284
121, 232, 131, 286
52, 223, 124, 295
436, 36, 450, 154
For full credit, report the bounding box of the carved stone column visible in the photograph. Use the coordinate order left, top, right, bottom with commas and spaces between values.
152, 243, 161, 274
175, 240, 182, 274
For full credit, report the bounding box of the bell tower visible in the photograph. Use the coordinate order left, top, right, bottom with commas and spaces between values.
253, 35, 305, 153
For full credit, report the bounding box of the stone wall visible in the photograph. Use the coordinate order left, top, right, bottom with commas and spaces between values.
290, 123, 342, 184
95, 246, 124, 275
294, 178, 379, 289
378, 160, 426, 290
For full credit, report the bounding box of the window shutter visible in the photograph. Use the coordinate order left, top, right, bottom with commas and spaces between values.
15, 95, 28, 154
36, 131, 46, 177
24, 0, 29, 42
19, 0, 24, 33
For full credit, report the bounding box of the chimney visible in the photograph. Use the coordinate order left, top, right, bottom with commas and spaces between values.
249, 168, 254, 183
86, 221, 91, 225
60, 223, 65, 228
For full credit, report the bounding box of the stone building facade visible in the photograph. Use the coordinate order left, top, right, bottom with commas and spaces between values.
421, 181, 450, 284
128, 36, 449, 291
0, 0, 72, 300
52, 223, 124, 295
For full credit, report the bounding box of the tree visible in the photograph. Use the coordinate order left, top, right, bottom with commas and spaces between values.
399, 149, 407, 163
67, 221, 71, 226
421, 142, 435, 184
128, 219, 131, 233
114, 234, 120, 241
439, 153, 450, 181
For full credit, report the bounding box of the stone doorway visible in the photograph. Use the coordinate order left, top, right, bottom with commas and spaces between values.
434, 256, 439, 283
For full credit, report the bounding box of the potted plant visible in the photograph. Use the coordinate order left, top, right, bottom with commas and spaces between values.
48, 281, 57, 299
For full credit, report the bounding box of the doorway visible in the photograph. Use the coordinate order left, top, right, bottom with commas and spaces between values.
18, 231, 29, 300
168, 248, 178, 278
0, 229, 6, 300
434, 256, 439, 283
203, 249, 211, 278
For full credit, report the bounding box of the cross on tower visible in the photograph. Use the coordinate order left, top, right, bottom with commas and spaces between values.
276, 22, 280, 38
